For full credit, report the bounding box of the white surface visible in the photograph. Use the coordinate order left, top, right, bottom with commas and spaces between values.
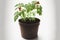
0, 0, 56, 40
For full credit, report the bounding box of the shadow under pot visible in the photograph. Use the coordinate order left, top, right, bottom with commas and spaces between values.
18, 18, 40, 39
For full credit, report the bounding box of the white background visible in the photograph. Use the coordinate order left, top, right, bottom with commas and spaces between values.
0, 0, 57, 40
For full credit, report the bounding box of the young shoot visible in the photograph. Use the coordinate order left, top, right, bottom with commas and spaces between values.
14, 0, 42, 22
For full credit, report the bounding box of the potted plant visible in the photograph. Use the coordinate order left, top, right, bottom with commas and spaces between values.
14, 0, 42, 39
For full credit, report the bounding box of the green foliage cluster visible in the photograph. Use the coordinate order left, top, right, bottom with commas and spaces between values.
14, 1, 42, 22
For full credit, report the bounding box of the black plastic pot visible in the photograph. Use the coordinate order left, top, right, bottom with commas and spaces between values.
19, 18, 40, 39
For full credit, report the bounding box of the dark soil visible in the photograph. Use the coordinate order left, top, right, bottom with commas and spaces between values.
19, 18, 40, 24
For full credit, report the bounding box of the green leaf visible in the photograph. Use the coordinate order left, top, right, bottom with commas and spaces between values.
25, 3, 33, 13
15, 3, 24, 7
31, 3, 35, 9
14, 11, 19, 22
14, 11, 18, 15
14, 1, 42, 22
31, 1, 36, 9
37, 5, 42, 15
25, 4, 29, 12
19, 12, 21, 16
14, 14, 19, 22
21, 11, 25, 17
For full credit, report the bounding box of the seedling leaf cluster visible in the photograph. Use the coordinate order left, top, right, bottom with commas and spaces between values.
14, 1, 42, 22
